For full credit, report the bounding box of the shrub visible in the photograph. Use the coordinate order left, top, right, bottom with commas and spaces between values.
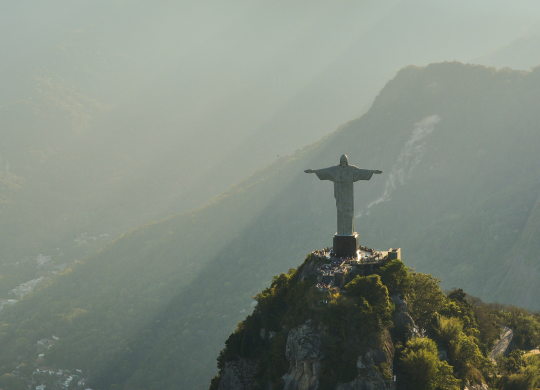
406, 273, 447, 332
376, 259, 411, 296
399, 336, 460, 390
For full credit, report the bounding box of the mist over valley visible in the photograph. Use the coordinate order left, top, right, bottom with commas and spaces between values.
2, 1, 540, 389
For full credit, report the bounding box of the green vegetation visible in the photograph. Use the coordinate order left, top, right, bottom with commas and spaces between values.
496, 353, 540, 390
320, 274, 392, 388
393, 272, 540, 390
213, 256, 399, 390
405, 273, 447, 331
211, 256, 540, 390
375, 259, 411, 297
0, 373, 27, 390
435, 316, 489, 386
4, 62, 540, 389
399, 337, 460, 390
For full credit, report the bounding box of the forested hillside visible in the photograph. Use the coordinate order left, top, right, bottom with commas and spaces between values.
212, 257, 540, 390
2, 62, 540, 389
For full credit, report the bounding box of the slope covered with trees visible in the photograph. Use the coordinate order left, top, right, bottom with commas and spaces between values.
2, 62, 540, 389
211, 257, 540, 389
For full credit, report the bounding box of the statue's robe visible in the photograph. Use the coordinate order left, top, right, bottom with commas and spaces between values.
313, 165, 374, 235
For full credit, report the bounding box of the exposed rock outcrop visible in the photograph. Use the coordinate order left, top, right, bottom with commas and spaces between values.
281, 322, 395, 390
489, 326, 514, 361
391, 295, 414, 334
282, 323, 323, 390
298, 257, 324, 281
338, 329, 395, 390
464, 382, 490, 390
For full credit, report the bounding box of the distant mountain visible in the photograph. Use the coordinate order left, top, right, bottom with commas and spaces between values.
2, 62, 540, 389
472, 34, 540, 71
2, 0, 540, 276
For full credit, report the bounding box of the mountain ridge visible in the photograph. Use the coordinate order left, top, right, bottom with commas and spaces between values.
2, 62, 540, 389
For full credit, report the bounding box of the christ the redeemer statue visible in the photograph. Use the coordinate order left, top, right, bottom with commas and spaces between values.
305, 155, 382, 256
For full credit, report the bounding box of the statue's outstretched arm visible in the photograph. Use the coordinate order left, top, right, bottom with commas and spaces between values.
373, 170, 382, 174
305, 166, 335, 181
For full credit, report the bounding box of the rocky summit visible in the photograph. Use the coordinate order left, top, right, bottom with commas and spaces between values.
210, 251, 540, 390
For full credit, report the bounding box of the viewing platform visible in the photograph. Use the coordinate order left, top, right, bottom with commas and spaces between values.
312, 246, 401, 291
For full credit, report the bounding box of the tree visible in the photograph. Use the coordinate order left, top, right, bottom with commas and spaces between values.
499, 358, 540, 390
436, 316, 488, 385
0, 373, 27, 390
375, 259, 411, 296
406, 273, 447, 331
345, 274, 389, 308
344, 274, 391, 326
400, 336, 460, 390
442, 289, 478, 333
513, 316, 540, 350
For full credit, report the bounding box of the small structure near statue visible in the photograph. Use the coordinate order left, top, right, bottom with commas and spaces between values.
305, 154, 401, 290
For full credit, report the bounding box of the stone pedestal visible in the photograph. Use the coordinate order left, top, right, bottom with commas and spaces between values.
333, 233, 359, 258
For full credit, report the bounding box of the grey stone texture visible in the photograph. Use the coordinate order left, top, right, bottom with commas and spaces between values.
336, 330, 395, 390
464, 383, 490, 390
217, 324, 396, 390
283, 324, 324, 390
297, 258, 323, 282
305, 155, 381, 236
489, 326, 514, 361
282, 324, 395, 390
390, 295, 415, 333
286, 324, 324, 361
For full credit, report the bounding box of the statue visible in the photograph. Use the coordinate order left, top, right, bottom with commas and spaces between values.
305, 155, 382, 256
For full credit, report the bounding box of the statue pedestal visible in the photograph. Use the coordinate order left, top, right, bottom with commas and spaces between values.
333, 233, 359, 258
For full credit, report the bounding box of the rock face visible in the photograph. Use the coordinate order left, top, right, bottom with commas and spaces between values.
282, 323, 324, 390
297, 257, 323, 281
489, 326, 514, 361
282, 323, 395, 390
217, 359, 259, 390
217, 322, 394, 390
464, 383, 490, 390
215, 257, 401, 390
336, 330, 395, 390
391, 295, 414, 333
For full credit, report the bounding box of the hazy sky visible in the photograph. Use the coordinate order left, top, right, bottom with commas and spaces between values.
3, 3, 540, 387
2, 0, 540, 260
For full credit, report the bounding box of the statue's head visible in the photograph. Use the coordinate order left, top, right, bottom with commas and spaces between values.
340, 154, 348, 167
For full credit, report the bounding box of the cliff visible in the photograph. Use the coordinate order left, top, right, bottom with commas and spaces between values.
210, 251, 540, 390
218, 323, 395, 390
213, 252, 399, 390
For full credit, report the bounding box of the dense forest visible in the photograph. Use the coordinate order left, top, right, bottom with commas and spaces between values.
1, 62, 540, 389
211, 257, 540, 389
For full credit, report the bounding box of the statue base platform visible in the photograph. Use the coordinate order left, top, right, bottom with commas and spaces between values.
333, 233, 359, 258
